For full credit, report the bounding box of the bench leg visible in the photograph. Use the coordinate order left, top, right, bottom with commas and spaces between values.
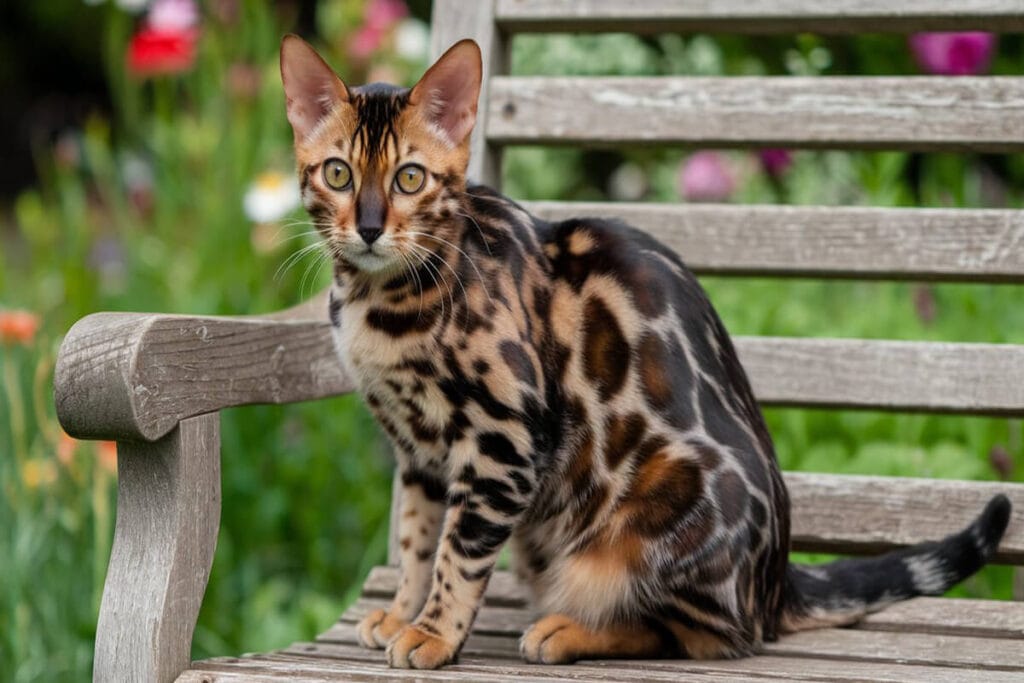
93, 413, 221, 683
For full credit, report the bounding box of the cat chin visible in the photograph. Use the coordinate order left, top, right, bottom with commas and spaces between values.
342, 250, 403, 276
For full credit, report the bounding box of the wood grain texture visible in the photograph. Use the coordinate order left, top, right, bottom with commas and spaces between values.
786, 472, 1024, 563
280, 640, 1024, 683
353, 568, 1024, 640
321, 601, 1024, 676
55, 315, 1024, 444
431, 0, 505, 186
524, 202, 1024, 282
95, 414, 220, 683
487, 76, 1024, 151
736, 337, 1024, 416
495, 0, 1024, 33
303, 626, 1024, 679
55, 312, 352, 442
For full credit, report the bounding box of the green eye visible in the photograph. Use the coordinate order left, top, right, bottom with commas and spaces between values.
394, 165, 426, 194
323, 158, 352, 190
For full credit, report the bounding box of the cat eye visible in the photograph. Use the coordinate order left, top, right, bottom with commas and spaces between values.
323, 158, 353, 191
394, 165, 426, 194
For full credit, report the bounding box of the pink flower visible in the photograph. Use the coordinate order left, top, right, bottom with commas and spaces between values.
349, 24, 385, 60
679, 151, 735, 202
365, 0, 407, 31
758, 149, 793, 179
909, 33, 996, 76
127, 26, 199, 76
146, 0, 198, 32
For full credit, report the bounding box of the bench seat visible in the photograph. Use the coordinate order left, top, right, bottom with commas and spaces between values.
179, 568, 1024, 682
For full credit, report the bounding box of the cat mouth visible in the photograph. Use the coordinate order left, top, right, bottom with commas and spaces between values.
347, 245, 398, 273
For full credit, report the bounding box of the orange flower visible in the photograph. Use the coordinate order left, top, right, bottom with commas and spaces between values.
57, 431, 79, 468
0, 310, 40, 346
98, 441, 119, 474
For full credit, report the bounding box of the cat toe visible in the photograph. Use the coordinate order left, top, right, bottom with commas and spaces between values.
386, 624, 458, 669
520, 614, 579, 664
356, 608, 389, 650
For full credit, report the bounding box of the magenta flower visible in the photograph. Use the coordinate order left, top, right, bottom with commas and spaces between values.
909, 33, 996, 76
679, 151, 735, 202
365, 0, 408, 31
758, 149, 793, 179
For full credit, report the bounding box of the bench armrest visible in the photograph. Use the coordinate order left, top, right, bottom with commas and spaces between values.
54, 291, 353, 443
54, 292, 355, 682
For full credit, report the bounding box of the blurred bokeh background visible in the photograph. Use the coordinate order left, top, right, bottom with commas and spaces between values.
1, 1, 1023, 681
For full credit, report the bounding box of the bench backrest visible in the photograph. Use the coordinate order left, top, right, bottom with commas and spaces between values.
422, 0, 1024, 566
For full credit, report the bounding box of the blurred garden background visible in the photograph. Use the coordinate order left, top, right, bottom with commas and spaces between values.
2, 1, 1023, 681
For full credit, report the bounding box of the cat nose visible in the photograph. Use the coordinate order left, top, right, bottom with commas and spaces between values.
358, 226, 383, 245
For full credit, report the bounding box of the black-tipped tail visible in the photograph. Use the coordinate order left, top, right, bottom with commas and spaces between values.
781, 494, 1011, 632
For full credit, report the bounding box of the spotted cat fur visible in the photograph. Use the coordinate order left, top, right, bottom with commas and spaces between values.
279, 35, 1012, 669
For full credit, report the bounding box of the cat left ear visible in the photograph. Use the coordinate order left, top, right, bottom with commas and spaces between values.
280, 34, 350, 142
409, 39, 482, 147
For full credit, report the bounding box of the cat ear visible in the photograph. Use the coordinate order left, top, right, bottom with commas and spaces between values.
280, 34, 349, 142
409, 39, 482, 147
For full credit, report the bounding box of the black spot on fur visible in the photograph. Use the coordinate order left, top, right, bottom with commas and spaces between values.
477, 432, 529, 469
401, 469, 447, 502
365, 307, 437, 336
450, 512, 511, 559
582, 298, 630, 400
500, 340, 536, 387
328, 290, 342, 327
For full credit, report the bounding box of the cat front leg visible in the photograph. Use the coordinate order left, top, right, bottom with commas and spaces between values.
356, 467, 446, 649
387, 429, 536, 669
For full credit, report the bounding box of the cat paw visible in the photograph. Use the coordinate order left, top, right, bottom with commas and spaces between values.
386, 623, 458, 669
356, 609, 407, 649
520, 614, 582, 664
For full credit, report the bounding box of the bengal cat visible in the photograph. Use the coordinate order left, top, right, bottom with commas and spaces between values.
280, 35, 1011, 669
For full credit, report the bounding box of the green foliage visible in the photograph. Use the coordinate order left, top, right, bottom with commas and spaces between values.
1, 10, 1022, 683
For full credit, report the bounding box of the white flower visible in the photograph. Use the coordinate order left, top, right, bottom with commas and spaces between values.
243, 171, 300, 224
608, 162, 647, 201
394, 18, 430, 62
147, 0, 199, 31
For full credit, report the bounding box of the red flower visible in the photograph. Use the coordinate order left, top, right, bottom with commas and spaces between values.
127, 27, 199, 77
0, 310, 40, 346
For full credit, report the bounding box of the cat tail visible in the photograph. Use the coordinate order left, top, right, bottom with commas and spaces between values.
779, 494, 1011, 633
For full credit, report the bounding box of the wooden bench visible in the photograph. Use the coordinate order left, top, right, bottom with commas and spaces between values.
54, 1, 1024, 681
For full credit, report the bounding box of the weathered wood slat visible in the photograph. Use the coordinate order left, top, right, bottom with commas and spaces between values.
737, 337, 1024, 417
430, 0, 504, 186
523, 202, 1024, 282
766, 628, 1024, 671
488, 77, 1024, 151
184, 649, 783, 683
280, 638, 1023, 683
858, 598, 1024, 640
56, 312, 352, 442
786, 473, 1024, 563
322, 606, 1024, 673
495, 0, 1024, 34
362, 566, 531, 606
358, 566, 1024, 638
96, 415, 220, 683
54, 312, 1024, 444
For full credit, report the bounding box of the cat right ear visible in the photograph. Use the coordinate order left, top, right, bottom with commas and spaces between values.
280, 34, 349, 142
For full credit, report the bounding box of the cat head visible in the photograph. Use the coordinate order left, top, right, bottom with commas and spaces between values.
280, 35, 481, 276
